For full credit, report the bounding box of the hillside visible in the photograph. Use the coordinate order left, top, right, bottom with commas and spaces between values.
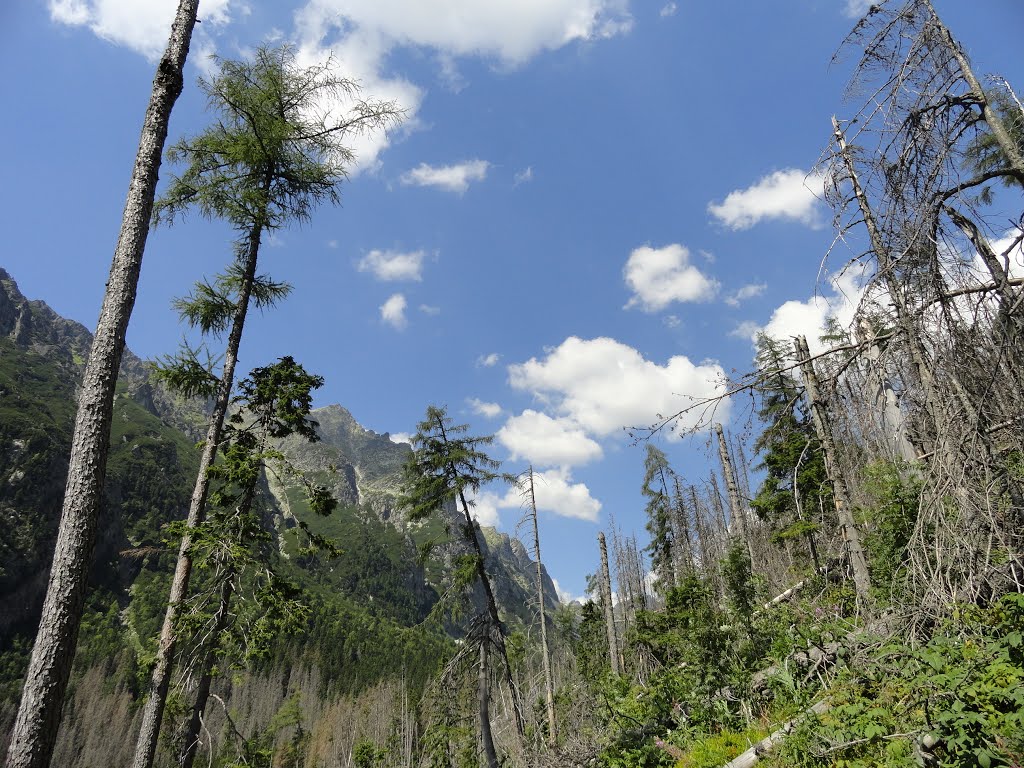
0, 267, 561, 766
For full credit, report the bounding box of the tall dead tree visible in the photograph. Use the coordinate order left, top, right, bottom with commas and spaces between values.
715, 423, 753, 563
795, 336, 873, 607
597, 532, 620, 676
520, 467, 556, 747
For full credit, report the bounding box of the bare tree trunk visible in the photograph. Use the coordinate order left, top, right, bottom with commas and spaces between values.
179, 571, 235, 768
597, 532, 620, 676
523, 467, 556, 747
923, 0, 1024, 180
3, 7, 199, 768
671, 475, 695, 580
478, 643, 499, 768
132, 217, 265, 768
715, 423, 753, 563
856, 317, 919, 463
795, 335, 873, 607
456, 488, 526, 740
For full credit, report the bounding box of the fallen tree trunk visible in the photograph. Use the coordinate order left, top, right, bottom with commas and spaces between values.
720, 699, 831, 768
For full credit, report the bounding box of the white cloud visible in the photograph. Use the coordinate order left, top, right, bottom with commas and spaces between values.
294, 0, 632, 67
293, 29, 422, 174
508, 337, 729, 437
725, 282, 768, 307
389, 431, 412, 445
400, 160, 490, 193
497, 410, 603, 468
419, 304, 441, 316
663, 315, 681, 329
550, 578, 577, 604
513, 166, 534, 186
750, 271, 865, 355
477, 353, 501, 368
528, 467, 602, 522
357, 249, 426, 281
624, 244, 720, 311
843, 0, 873, 19
380, 293, 408, 329
49, 0, 237, 59
469, 398, 503, 418
466, 489, 502, 527
708, 169, 826, 230
659, 3, 678, 17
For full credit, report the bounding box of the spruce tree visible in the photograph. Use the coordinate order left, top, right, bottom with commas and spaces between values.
750, 334, 824, 571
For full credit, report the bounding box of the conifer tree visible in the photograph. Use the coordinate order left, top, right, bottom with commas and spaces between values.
401, 406, 524, 766
177, 357, 335, 768
641, 445, 685, 593
131, 45, 400, 768
749, 334, 823, 571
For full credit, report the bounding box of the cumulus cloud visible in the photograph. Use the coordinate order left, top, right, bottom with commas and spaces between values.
747, 271, 865, 355
508, 337, 728, 437
401, 160, 490, 193
497, 410, 603, 468
294, 0, 632, 67
477, 353, 501, 368
550, 578, 577, 604
389, 431, 412, 445
528, 467, 602, 522
624, 244, 720, 311
357, 249, 426, 281
466, 489, 502, 527
843, 0, 873, 19
48, 0, 237, 59
660, 3, 678, 17
708, 169, 825, 230
293, 27, 422, 174
469, 398, 503, 418
380, 293, 408, 329
725, 282, 768, 307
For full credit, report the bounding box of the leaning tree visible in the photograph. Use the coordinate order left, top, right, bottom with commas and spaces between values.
131, 45, 401, 768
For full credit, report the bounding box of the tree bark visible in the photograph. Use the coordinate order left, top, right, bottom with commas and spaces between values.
456, 488, 526, 740
179, 571, 235, 768
478, 643, 499, 768
525, 467, 557, 748
131, 217, 264, 768
715, 423, 753, 563
795, 336, 873, 607
923, 0, 1024, 181
3, 6, 199, 767
597, 532, 620, 676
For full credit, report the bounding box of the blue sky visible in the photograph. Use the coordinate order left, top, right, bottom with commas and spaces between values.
2, 0, 1022, 602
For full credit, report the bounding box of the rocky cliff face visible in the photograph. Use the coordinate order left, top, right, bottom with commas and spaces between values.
0, 267, 560, 640
269, 402, 562, 624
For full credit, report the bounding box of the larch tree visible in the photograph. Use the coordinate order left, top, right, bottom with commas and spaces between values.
401, 406, 524, 767
4, 5, 200, 767
131, 45, 401, 768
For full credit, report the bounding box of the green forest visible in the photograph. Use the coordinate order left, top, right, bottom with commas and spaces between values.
2, 1, 1024, 767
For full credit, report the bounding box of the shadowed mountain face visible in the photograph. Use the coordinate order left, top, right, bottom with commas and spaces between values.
0, 267, 560, 651
270, 402, 562, 625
